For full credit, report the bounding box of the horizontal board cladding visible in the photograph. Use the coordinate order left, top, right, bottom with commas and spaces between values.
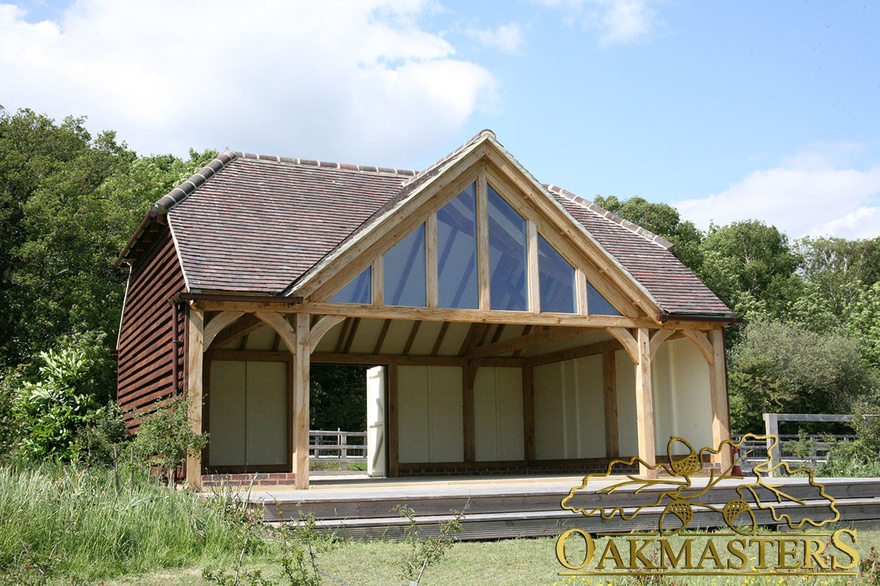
117, 227, 185, 430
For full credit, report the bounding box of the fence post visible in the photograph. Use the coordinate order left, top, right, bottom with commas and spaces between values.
763, 413, 781, 476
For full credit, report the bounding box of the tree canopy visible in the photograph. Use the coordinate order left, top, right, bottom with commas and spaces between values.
0, 107, 877, 448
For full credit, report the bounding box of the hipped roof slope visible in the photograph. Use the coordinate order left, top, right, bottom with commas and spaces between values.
117, 132, 735, 321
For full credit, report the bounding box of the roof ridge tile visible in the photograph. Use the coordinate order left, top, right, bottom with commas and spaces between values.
544, 184, 675, 250
151, 150, 238, 216
233, 151, 416, 176
404, 129, 496, 186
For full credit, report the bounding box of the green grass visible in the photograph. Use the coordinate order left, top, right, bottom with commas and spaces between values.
107, 533, 880, 586
2, 464, 878, 585
0, 463, 257, 583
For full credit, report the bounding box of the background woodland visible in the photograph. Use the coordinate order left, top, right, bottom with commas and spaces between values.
0, 107, 877, 462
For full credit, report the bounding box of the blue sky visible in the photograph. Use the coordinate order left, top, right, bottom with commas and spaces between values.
1, 0, 878, 239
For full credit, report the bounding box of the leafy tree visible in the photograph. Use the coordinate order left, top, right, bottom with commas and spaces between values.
593, 195, 704, 271
12, 345, 101, 461
727, 320, 878, 433
0, 107, 216, 404
309, 364, 368, 431
699, 220, 801, 322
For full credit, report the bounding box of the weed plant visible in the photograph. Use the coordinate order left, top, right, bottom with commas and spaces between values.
0, 463, 263, 583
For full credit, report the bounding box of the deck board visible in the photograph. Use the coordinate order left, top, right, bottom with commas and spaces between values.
240, 475, 880, 540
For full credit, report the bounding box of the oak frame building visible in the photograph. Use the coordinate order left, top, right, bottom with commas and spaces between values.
116, 130, 737, 490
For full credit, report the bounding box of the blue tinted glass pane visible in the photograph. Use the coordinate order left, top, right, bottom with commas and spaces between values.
438, 184, 478, 309
538, 235, 575, 313
329, 266, 371, 304
384, 224, 426, 307
488, 186, 527, 311
588, 283, 621, 316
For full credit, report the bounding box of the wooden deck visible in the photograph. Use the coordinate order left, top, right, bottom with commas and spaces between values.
238, 474, 880, 541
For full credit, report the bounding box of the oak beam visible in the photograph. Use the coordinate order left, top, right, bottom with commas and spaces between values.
526, 339, 623, 368
468, 326, 594, 359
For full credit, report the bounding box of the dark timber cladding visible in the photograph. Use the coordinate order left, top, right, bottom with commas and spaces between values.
116, 225, 185, 430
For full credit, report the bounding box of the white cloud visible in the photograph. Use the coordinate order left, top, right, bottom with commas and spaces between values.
465, 23, 523, 54
533, 0, 656, 45
675, 146, 880, 240
0, 0, 497, 165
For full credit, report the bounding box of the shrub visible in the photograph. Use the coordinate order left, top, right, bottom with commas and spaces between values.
131, 395, 208, 486
12, 347, 99, 461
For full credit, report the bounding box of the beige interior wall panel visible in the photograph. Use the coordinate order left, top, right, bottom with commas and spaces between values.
534, 362, 565, 459
573, 355, 606, 458
668, 338, 713, 449
381, 321, 413, 355
437, 322, 469, 356
244, 325, 277, 351
651, 344, 677, 454
427, 366, 464, 462
397, 365, 430, 463
313, 320, 344, 353
615, 349, 639, 457
348, 319, 386, 354
245, 361, 288, 465
208, 361, 247, 466
494, 367, 524, 460
410, 320, 443, 355
474, 367, 524, 461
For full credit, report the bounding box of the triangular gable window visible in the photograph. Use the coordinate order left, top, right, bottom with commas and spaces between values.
488, 185, 527, 311
329, 266, 371, 304
438, 184, 478, 309
326, 176, 626, 317
384, 223, 426, 307
587, 282, 621, 316
538, 235, 575, 313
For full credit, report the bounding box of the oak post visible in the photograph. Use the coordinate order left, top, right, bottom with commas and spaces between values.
635, 328, 657, 478
185, 307, 204, 490
293, 312, 311, 489
602, 349, 619, 458
709, 329, 732, 470
522, 364, 536, 462
387, 364, 399, 477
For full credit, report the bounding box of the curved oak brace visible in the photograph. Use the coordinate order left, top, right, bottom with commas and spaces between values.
203, 311, 245, 349
606, 327, 639, 364
309, 315, 346, 354
255, 311, 297, 354
649, 328, 675, 356
681, 329, 715, 365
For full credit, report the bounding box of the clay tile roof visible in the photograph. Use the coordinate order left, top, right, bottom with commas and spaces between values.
547, 186, 734, 319
123, 134, 735, 321
166, 152, 413, 293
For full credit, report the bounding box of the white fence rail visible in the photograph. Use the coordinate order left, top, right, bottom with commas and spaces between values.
309, 430, 367, 468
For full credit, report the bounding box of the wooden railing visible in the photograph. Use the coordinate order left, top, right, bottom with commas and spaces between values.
309, 430, 367, 468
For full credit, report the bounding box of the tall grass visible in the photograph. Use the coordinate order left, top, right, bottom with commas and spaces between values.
0, 463, 261, 583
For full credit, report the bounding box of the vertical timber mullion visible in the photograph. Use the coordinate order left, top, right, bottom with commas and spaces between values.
527, 220, 540, 313
476, 173, 490, 311
426, 213, 439, 308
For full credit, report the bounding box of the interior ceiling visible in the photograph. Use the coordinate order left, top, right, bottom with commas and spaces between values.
211, 316, 615, 360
